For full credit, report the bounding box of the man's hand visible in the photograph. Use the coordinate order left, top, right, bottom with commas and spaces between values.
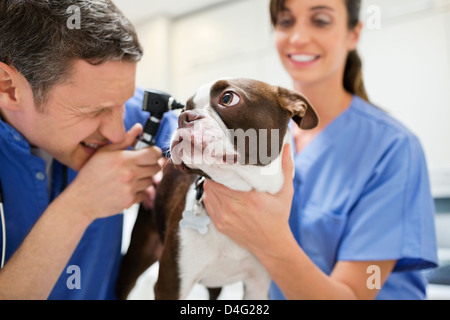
140, 157, 168, 210
65, 123, 163, 222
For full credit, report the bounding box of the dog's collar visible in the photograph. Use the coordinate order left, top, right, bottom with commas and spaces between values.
195, 176, 206, 202
179, 176, 210, 235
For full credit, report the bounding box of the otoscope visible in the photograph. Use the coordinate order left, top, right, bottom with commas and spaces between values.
135, 89, 185, 150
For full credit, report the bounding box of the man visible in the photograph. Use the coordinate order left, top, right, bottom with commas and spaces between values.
0, 0, 176, 299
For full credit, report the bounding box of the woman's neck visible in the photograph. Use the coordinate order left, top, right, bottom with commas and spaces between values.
291, 77, 353, 153
293, 80, 353, 131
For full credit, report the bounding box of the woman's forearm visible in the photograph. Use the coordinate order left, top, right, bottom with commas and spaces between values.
254, 230, 358, 300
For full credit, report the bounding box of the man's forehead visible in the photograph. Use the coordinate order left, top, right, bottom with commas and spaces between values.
55, 59, 136, 107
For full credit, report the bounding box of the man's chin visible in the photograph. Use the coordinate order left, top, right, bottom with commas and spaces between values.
55, 153, 89, 172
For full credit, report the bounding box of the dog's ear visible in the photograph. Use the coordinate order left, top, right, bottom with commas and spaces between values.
276, 87, 318, 130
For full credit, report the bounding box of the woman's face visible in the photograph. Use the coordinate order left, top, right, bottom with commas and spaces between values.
274, 0, 360, 87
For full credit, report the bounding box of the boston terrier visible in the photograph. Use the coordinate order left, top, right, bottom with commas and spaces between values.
116, 78, 318, 300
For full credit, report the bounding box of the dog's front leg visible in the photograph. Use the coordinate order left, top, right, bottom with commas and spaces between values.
154, 229, 183, 300
116, 205, 162, 300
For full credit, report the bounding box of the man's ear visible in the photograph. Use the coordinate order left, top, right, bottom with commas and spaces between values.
276, 86, 318, 130
0, 62, 21, 110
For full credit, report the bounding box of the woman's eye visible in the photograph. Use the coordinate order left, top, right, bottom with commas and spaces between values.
276, 12, 295, 28
278, 17, 295, 28
312, 13, 332, 27
220, 92, 240, 107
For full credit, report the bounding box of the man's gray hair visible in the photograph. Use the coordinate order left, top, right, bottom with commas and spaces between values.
0, 0, 143, 109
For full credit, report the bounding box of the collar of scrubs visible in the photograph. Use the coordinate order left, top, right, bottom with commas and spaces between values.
293, 95, 357, 183
0, 116, 31, 151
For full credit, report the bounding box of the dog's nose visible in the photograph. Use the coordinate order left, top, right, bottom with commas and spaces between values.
178, 110, 205, 128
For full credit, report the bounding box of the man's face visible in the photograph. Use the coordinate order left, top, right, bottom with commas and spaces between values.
14, 60, 137, 171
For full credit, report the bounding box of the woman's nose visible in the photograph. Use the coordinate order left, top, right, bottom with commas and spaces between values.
289, 22, 311, 46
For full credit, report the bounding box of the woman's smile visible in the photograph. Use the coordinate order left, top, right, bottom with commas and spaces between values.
287, 53, 321, 66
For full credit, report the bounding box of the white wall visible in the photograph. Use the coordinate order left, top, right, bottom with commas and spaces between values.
135, 15, 172, 92
169, 0, 288, 100
134, 0, 450, 197
359, 0, 450, 197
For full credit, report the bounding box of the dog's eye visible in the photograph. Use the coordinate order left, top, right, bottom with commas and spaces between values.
220, 92, 240, 107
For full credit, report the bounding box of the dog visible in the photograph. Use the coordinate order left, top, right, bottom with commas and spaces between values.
116, 78, 318, 300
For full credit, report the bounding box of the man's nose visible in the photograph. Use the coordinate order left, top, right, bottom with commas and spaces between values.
100, 105, 126, 144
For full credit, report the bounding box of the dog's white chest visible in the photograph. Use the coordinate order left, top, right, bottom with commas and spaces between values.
177, 184, 264, 296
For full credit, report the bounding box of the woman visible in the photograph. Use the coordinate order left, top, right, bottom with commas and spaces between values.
202, 0, 438, 300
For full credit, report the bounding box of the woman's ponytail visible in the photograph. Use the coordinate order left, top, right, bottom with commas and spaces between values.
344, 50, 369, 102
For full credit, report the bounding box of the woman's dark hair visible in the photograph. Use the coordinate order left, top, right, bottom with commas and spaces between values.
270, 0, 369, 101
0, 0, 143, 109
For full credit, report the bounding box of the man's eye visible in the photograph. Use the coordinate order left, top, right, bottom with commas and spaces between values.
92, 109, 107, 117
220, 92, 240, 107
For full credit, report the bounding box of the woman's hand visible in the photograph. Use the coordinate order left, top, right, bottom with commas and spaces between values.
202, 144, 294, 257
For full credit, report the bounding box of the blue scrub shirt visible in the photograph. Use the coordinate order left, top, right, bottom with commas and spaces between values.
0, 87, 177, 299
270, 96, 438, 300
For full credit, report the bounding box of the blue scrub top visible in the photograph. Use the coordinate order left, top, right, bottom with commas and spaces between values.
270, 95, 438, 300
0, 87, 178, 299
